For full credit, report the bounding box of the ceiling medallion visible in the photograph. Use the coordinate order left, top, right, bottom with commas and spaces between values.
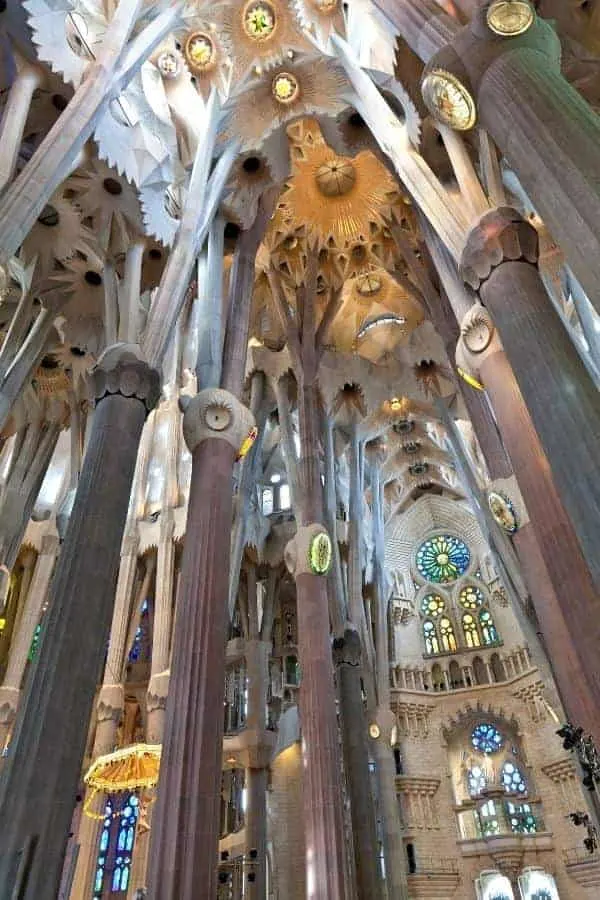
421, 68, 477, 132
272, 72, 300, 105
356, 272, 382, 296
409, 462, 429, 476
243, 0, 276, 41
486, 0, 535, 36
315, 159, 357, 197
185, 32, 217, 73
309, 531, 333, 575
157, 50, 181, 79
205, 403, 233, 431
488, 490, 518, 534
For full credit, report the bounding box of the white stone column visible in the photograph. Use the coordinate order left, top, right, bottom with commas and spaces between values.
0, 61, 43, 194
146, 511, 175, 743
0, 534, 58, 749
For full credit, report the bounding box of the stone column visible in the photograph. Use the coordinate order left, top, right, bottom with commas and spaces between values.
422, 11, 600, 311
0, 534, 58, 748
459, 209, 600, 591
146, 511, 175, 744
0, 344, 160, 900
457, 320, 600, 739
0, 61, 43, 194
146, 390, 255, 900
333, 629, 383, 900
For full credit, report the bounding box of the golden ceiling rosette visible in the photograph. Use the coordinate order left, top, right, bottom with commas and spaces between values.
278, 125, 402, 247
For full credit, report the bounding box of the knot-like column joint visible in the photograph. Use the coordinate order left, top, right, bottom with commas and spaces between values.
455, 302, 502, 380
180, 388, 256, 454
332, 628, 362, 668
88, 343, 161, 414
147, 671, 170, 713
488, 475, 530, 531
96, 683, 125, 725
284, 523, 332, 577
460, 207, 539, 291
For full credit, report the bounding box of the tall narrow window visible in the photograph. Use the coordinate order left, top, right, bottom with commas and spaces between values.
93, 800, 114, 899
423, 620, 439, 655
480, 609, 499, 645
462, 613, 481, 648
439, 617, 457, 652
111, 795, 139, 893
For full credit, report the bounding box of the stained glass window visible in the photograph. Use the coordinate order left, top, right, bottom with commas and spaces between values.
128, 600, 149, 663
439, 617, 457, 652
462, 613, 481, 648
423, 620, 440, 655
472, 723, 504, 754
479, 799, 500, 836
28, 622, 42, 662
501, 761, 527, 794
111, 795, 138, 893
93, 800, 113, 899
480, 609, 499, 645
420, 594, 445, 618
459, 586, 484, 610
467, 765, 487, 796
416, 535, 470, 584
507, 801, 537, 833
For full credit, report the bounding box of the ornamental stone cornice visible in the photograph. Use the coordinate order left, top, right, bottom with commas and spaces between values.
88, 343, 161, 414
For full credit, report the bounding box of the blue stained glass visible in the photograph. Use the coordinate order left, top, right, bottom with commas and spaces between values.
110, 794, 138, 893
416, 535, 470, 584
112, 865, 122, 892
471, 722, 504, 754
93, 800, 113, 898
501, 761, 527, 794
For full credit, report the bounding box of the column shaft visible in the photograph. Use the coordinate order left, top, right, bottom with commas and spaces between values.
0, 392, 148, 900
480, 350, 600, 739
245, 767, 268, 900
146, 438, 236, 900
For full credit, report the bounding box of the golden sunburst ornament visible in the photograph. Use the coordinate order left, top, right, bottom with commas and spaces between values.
185, 32, 217, 72
279, 131, 400, 246
243, 0, 276, 40
272, 72, 300, 104
486, 0, 534, 36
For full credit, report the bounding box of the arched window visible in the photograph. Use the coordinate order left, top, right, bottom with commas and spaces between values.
416, 534, 470, 583
462, 613, 481, 648
93, 800, 113, 899
431, 662, 444, 690
420, 594, 445, 618
501, 761, 527, 795
112, 795, 138, 893
473, 656, 488, 685
479, 799, 500, 836
507, 801, 537, 834
490, 653, 505, 683
449, 659, 463, 688
467, 765, 487, 797
423, 620, 440, 655
439, 617, 457, 652
480, 609, 499, 645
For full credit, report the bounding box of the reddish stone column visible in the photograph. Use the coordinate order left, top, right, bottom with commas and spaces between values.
283, 378, 349, 900
0, 345, 160, 900
146, 391, 254, 900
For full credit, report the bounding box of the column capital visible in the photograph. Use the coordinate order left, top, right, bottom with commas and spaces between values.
455, 302, 503, 380
147, 671, 170, 713
96, 683, 124, 724
460, 208, 539, 291
332, 627, 362, 668
88, 343, 161, 414
179, 388, 255, 455
284, 524, 332, 577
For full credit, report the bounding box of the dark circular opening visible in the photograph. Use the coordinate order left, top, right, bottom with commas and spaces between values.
70, 346, 86, 357
224, 222, 241, 240
52, 93, 69, 111
416, 358, 435, 372
351, 244, 367, 261
348, 111, 366, 128
149, 248, 162, 260
84, 270, 102, 286
242, 156, 261, 174
38, 204, 59, 227
41, 355, 59, 370
103, 177, 123, 196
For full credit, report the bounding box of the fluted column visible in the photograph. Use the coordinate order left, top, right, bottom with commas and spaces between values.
244, 635, 271, 900
0, 534, 58, 748
146, 390, 255, 900
147, 512, 175, 744
459, 209, 600, 593
457, 316, 600, 739
0, 344, 160, 900
333, 629, 383, 900
0, 61, 43, 194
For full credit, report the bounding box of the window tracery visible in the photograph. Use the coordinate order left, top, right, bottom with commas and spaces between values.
416, 534, 470, 583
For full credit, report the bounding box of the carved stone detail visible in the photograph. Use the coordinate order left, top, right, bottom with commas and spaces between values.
0, 686, 19, 726
88, 343, 161, 413
179, 388, 255, 454
456, 303, 504, 379
96, 683, 125, 724
332, 627, 362, 668
284, 523, 330, 577
147, 671, 170, 712
488, 474, 530, 529
460, 207, 539, 291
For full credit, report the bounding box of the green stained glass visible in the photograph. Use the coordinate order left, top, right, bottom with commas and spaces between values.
420, 594, 445, 618
416, 534, 470, 584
